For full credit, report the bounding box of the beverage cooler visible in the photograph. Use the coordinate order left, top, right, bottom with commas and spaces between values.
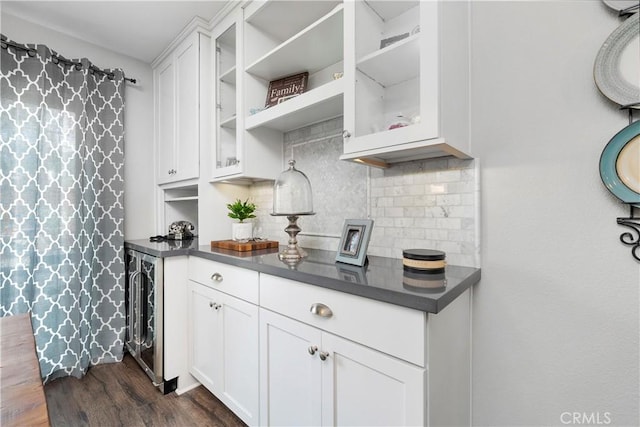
125, 249, 177, 394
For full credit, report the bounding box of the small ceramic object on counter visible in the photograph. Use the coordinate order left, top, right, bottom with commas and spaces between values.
402, 249, 446, 274
232, 222, 253, 242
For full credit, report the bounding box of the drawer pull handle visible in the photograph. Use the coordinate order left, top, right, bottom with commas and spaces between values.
308, 345, 318, 356
310, 303, 333, 318
211, 273, 223, 282
319, 351, 330, 361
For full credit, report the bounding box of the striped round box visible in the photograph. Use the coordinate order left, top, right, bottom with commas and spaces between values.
402, 249, 446, 274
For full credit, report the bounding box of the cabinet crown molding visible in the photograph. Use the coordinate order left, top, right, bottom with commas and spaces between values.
151, 16, 211, 68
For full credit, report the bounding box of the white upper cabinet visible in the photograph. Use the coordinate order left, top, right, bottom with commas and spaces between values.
154, 29, 208, 185
243, 1, 344, 133
341, 0, 472, 167
210, 9, 282, 183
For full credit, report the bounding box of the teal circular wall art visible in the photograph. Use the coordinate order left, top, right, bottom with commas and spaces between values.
600, 120, 640, 206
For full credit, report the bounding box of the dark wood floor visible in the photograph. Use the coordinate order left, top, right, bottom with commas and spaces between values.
44, 354, 247, 427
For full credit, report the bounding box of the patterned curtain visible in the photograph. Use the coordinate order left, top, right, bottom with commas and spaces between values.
0, 39, 125, 382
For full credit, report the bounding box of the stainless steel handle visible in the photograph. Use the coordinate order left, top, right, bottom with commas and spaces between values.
342, 130, 351, 138
310, 303, 333, 318
136, 269, 145, 346
319, 351, 330, 361
211, 273, 223, 282
308, 345, 318, 355
128, 270, 140, 350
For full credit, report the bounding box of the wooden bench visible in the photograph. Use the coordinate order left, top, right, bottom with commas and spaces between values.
0, 313, 50, 426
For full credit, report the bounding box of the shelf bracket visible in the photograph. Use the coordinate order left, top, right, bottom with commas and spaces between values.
617, 204, 640, 262
619, 3, 639, 17
619, 102, 639, 126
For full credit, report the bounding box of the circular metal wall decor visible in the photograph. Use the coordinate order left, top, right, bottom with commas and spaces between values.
594, 13, 640, 108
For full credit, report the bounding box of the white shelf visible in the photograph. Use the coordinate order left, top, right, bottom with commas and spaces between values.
357, 34, 419, 87
246, 1, 341, 43
219, 65, 236, 84
220, 115, 237, 129
366, 1, 419, 22
245, 4, 344, 81
165, 196, 199, 202
245, 79, 344, 132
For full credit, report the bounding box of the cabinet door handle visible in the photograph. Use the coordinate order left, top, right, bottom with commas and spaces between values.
308, 345, 318, 355
209, 301, 214, 308
310, 303, 333, 318
209, 302, 222, 310
210, 273, 223, 282
342, 130, 351, 139
319, 351, 330, 361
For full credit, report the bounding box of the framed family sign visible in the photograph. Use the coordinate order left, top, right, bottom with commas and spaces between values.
335, 219, 374, 266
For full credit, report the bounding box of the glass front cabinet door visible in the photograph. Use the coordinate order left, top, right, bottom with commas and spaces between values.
342, 0, 472, 166
213, 14, 242, 179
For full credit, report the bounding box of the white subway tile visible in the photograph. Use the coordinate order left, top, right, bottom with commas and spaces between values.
403, 206, 426, 217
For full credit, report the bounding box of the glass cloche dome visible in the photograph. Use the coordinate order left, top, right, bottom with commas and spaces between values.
272, 159, 314, 215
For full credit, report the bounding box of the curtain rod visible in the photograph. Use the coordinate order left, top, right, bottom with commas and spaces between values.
0, 35, 137, 84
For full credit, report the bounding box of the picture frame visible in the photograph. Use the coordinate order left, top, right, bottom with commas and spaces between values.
335, 219, 374, 266
265, 72, 308, 108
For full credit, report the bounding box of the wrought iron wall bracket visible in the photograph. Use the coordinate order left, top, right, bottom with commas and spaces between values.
617, 204, 640, 262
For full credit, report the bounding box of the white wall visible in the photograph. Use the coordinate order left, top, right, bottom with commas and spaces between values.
1, 13, 155, 240
471, 1, 639, 426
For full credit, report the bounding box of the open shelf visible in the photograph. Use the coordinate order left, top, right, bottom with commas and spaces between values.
165, 196, 198, 202
246, 1, 341, 43
245, 78, 343, 132
164, 185, 198, 202
366, 1, 419, 22
245, 4, 343, 81
357, 34, 419, 87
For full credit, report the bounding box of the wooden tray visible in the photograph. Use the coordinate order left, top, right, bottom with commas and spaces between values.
211, 239, 279, 252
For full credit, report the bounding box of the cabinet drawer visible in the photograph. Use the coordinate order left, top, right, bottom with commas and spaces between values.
260, 274, 426, 367
189, 257, 259, 304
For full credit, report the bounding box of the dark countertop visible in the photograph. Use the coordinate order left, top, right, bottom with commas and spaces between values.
124, 239, 480, 314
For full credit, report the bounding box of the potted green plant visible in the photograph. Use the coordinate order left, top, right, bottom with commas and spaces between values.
227, 199, 256, 241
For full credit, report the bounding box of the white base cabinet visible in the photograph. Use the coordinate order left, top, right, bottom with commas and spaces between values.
321, 333, 425, 427
259, 308, 425, 427
187, 259, 260, 426
186, 259, 470, 427
259, 308, 322, 426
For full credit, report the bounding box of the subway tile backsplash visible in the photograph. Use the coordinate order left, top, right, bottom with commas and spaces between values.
248, 117, 480, 268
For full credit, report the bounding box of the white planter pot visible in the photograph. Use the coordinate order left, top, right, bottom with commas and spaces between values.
232, 222, 253, 241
